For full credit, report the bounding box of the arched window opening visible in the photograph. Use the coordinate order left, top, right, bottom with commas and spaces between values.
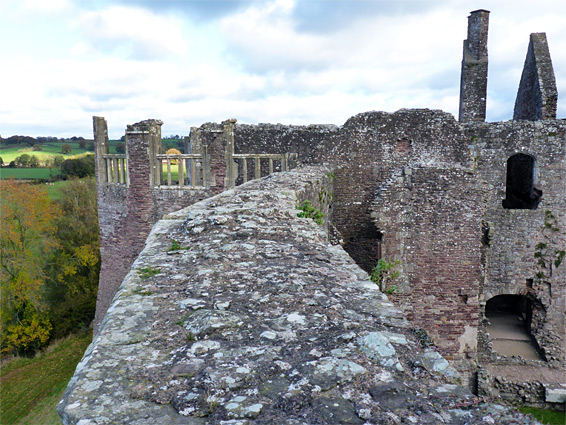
485, 294, 543, 360
502, 153, 542, 209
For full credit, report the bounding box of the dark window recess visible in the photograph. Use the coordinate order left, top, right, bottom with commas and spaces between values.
343, 223, 383, 274
502, 153, 542, 209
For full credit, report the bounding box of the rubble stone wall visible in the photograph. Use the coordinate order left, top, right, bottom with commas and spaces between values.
59, 166, 537, 425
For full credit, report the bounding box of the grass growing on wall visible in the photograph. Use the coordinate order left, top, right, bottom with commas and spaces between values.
0, 331, 92, 425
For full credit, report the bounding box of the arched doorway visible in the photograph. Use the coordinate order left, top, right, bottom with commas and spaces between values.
485, 294, 542, 360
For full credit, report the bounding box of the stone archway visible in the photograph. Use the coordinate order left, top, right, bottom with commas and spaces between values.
485, 294, 543, 360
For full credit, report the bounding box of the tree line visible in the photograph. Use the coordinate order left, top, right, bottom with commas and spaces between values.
0, 135, 87, 147
0, 178, 100, 355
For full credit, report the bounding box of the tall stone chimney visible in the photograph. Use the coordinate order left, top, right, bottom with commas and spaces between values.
458, 10, 490, 122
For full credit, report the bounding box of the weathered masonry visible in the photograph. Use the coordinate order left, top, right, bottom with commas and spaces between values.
93, 118, 298, 330
62, 166, 540, 424
80, 9, 564, 422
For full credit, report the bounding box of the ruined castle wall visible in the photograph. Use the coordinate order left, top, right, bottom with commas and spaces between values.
466, 120, 566, 363
319, 110, 470, 273
60, 165, 535, 425
93, 120, 216, 332
95, 186, 129, 332
190, 122, 229, 191
373, 167, 488, 363
233, 123, 338, 164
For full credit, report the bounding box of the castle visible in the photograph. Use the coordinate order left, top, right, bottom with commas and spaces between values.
60, 10, 565, 424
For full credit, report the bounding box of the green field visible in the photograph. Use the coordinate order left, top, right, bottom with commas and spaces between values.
0, 168, 58, 179
0, 331, 92, 425
0, 142, 91, 164
43, 180, 72, 200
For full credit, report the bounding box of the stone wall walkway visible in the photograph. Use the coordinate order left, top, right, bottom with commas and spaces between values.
58, 166, 538, 424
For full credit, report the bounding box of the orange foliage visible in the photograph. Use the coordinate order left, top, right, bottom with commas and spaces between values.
0, 180, 61, 354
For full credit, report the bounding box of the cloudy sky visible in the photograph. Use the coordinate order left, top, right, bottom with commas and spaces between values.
1, 0, 565, 139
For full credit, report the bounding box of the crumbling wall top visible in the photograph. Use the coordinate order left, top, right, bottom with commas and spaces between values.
126, 119, 164, 132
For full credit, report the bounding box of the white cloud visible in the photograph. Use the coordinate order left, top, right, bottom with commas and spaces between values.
76, 6, 188, 59
1, 0, 566, 137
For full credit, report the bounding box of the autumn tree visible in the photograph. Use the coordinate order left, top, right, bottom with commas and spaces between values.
45, 178, 100, 337
166, 148, 182, 165
61, 144, 71, 154
0, 180, 61, 354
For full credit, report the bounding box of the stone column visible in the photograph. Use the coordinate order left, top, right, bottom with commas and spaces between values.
93, 116, 109, 185
126, 119, 163, 188
223, 119, 237, 189
458, 10, 490, 122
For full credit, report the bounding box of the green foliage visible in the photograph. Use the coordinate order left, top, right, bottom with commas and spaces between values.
296, 200, 325, 225
53, 155, 65, 167
45, 178, 100, 339
518, 406, 566, 424
138, 267, 160, 280
15, 154, 30, 167
0, 135, 36, 146
0, 180, 61, 355
115, 142, 126, 154
0, 331, 92, 424
33, 144, 42, 151
29, 155, 39, 168
370, 258, 401, 293
168, 239, 188, 252
61, 144, 71, 154
384, 285, 398, 295
60, 155, 95, 179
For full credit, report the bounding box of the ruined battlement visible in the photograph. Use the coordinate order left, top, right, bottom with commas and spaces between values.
63, 10, 565, 423
59, 166, 543, 424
